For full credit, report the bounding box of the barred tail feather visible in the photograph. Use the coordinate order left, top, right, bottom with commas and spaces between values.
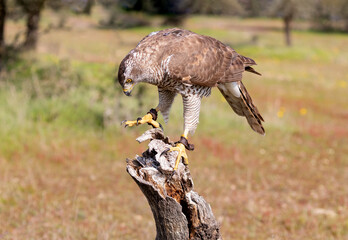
245, 66, 261, 76
217, 81, 265, 135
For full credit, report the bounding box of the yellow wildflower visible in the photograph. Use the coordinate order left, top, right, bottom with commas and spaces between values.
277, 107, 285, 118
338, 80, 347, 88
300, 108, 307, 116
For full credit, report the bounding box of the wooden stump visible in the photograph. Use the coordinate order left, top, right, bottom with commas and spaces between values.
126, 128, 222, 240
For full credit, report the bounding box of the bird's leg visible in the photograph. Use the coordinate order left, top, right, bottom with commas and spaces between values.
122, 108, 162, 129
169, 130, 195, 170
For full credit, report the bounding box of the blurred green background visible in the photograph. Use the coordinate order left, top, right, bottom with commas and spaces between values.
0, 0, 347, 239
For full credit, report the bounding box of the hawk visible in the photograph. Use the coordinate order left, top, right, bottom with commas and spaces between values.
118, 28, 264, 170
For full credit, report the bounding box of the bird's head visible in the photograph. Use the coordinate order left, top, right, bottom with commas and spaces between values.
120, 76, 135, 97
117, 52, 143, 97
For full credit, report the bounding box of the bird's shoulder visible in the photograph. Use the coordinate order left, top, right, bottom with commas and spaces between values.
133, 28, 191, 54
137, 28, 193, 46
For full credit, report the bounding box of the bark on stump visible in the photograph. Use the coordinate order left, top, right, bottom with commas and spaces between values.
126, 128, 222, 240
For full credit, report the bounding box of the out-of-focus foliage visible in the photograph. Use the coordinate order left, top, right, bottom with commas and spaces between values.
1, 0, 348, 72
118, 0, 244, 16
265, 0, 309, 46
189, 0, 244, 15
4, 0, 348, 32
262, 0, 348, 32
0, 0, 5, 50
16, 0, 46, 49
7, 0, 25, 21
46, 0, 94, 13
119, 0, 189, 14
16, 0, 45, 13
101, 0, 244, 27
2, 0, 348, 51
309, 0, 348, 31
98, 0, 151, 28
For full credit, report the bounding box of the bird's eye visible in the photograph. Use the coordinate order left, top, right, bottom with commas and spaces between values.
126, 78, 132, 83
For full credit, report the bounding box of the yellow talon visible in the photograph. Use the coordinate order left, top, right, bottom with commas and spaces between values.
169, 143, 188, 170
123, 113, 161, 128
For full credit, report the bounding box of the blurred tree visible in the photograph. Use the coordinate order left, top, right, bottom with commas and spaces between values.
46, 0, 66, 10
190, 0, 244, 15
119, 0, 190, 26
120, 0, 184, 14
239, 0, 275, 17
46, 0, 73, 29
244, 0, 261, 17
99, 0, 151, 28
280, 0, 295, 46
342, 0, 348, 32
310, 0, 334, 31
265, 0, 348, 35
0, 0, 5, 53
119, 0, 245, 25
268, 0, 306, 46
16, 0, 46, 50
0, 0, 5, 69
309, 0, 348, 32
82, 0, 94, 15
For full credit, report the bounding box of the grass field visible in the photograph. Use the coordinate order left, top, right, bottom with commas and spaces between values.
1, 9, 348, 240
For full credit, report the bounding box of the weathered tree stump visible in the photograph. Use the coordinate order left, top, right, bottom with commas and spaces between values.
126, 128, 222, 240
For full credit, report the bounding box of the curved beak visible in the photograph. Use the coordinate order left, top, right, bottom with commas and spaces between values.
123, 84, 134, 96
123, 90, 131, 96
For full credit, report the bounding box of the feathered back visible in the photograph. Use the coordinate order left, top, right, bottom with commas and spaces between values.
125, 28, 260, 87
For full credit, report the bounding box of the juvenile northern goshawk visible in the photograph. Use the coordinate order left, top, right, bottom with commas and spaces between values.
118, 28, 264, 170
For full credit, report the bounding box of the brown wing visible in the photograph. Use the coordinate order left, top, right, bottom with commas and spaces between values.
166, 30, 260, 87
165, 32, 233, 87
134, 28, 260, 87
